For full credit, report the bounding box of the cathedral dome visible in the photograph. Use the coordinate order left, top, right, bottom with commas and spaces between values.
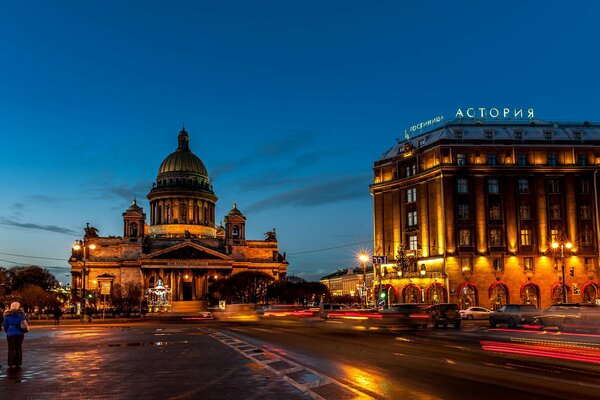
157, 128, 208, 179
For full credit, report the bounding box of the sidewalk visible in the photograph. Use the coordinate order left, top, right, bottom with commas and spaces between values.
0, 324, 312, 400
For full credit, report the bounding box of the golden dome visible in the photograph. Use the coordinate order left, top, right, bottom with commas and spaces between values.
157, 128, 208, 178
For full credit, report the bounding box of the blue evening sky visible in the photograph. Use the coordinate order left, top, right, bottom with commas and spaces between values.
1, 1, 599, 282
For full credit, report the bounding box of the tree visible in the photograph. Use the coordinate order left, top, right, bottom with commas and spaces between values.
13, 284, 57, 312
111, 282, 143, 316
266, 278, 329, 305
215, 271, 274, 304
6, 265, 58, 291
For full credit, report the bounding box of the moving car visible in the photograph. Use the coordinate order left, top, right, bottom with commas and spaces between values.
427, 303, 461, 329
324, 303, 430, 330
536, 303, 600, 332
459, 307, 492, 320
318, 303, 349, 319
489, 304, 538, 328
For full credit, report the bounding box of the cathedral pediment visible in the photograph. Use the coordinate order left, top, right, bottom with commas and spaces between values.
142, 242, 231, 260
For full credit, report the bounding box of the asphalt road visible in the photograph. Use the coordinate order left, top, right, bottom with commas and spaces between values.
1, 319, 599, 400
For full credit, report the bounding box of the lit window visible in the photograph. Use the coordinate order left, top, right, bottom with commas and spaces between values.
460, 257, 471, 272
488, 178, 499, 193
405, 164, 416, 177
490, 229, 503, 246
458, 204, 469, 219
518, 178, 529, 193
407, 211, 418, 227
517, 154, 527, 166
406, 188, 417, 203
489, 204, 501, 220
408, 235, 418, 250
548, 154, 557, 166
487, 154, 497, 165
457, 178, 468, 193
581, 226, 593, 245
550, 228, 560, 243
523, 258, 534, 272
457, 153, 466, 166
520, 229, 531, 246
459, 230, 471, 246
492, 257, 504, 271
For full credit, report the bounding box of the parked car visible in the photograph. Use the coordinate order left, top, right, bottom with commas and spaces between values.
427, 303, 461, 329
489, 304, 538, 328
460, 307, 492, 320
536, 303, 600, 332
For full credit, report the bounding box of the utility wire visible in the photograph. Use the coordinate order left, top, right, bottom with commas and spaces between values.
0, 252, 65, 261
287, 240, 372, 256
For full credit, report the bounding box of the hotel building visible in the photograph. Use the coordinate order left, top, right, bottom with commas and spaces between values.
370, 119, 600, 309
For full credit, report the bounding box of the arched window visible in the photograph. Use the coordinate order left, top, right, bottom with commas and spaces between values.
457, 282, 478, 309
232, 225, 240, 238
551, 282, 570, 304
520, 282, 540, 308
402, 284, 421, 303
130, 222, 138, 237
426, 283, 447, 304
583, 282, 600, 304
489, 282, 509, 310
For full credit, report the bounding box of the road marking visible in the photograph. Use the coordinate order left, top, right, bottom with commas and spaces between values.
209, 330, 374, 400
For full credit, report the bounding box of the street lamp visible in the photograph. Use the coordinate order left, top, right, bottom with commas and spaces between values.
73, 240, 96, 316
551, 240, 573, 304
358, 253, 370, 307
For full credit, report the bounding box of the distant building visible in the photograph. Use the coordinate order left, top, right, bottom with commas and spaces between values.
69, 128, 288, 311
371, 119, 600, 309
320, 267, 374, 301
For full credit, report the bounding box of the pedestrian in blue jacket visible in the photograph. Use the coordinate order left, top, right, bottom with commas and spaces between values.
3, 301, 28, 369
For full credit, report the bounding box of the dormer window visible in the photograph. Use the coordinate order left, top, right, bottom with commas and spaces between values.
544, 131, 552, 140
232, 225, 240, 239
514, 131, 523, 140
455, 130, 463, 140
574, 131, 582, 140
485, 130, 494, 140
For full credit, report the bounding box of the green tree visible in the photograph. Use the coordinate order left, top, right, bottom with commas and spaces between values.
215, 271, 274, 304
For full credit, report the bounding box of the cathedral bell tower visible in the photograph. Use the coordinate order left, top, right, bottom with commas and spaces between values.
224, 202, 246, 245
123, 198, 146, 243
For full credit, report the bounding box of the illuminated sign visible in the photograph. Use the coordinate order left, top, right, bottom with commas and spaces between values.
455, 107, 534, 119
404, 115, 445, 139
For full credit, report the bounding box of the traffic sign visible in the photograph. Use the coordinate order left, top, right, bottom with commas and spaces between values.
377, 298, 385, 307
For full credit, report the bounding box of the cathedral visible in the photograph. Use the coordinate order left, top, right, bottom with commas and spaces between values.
69, 128, 288, 310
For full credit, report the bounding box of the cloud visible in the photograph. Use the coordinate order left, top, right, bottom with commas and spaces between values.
245, 173, 371, 213
0, 218, 78, 235
95, 182, 151, 201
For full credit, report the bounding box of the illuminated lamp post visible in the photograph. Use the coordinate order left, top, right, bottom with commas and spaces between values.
551, 240, 573, 304
358, 253, 370, 307
73, 240, 96, 318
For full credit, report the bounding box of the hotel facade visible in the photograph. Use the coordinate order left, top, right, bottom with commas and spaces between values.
370, 118, 600, 310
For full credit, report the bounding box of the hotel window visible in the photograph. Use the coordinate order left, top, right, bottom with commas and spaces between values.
407, 211, 418, 227
492, 257, 504, 272
487, 154, 497, 165
544, 131, 552, 140
406, 187, 417, 203
514, 131, 523, 140
485, 130, 494, 140
455, 130, 463, 140
519, 204, 531, 220
580, 179, 590, 194
459, 229, 471, 246
457, 178, 468, 193
550, 204, 561, 220
405, 164, 416, 177
550, 228, 560, 243
574, 131, 582, 140
458, 203, 470, 219
581, 205, 591, 220
578, 154, 587, 166
548, 178, 560, 194
520, 229, 532, 246
518, 178, 529, 193
548, 153, 557, 166
490, 229, 503, 246
418, 139, 425, 147
460, 257, 472, 272
581, 226, 593, 245
489, 204, 501, 220
518, 154, 527, 166
523, 257, 534, 272
488, 178, 499, 193
457, 153, 466, 166
585, 257, 594, 270
408, 235, 418, 251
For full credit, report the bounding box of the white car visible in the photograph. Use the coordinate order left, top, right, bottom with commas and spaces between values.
459, 307, 492, 320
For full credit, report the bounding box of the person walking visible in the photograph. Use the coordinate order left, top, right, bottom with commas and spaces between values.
3, 302, 28, 369
53, 307, 63, 326
0, 304, 4, 368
